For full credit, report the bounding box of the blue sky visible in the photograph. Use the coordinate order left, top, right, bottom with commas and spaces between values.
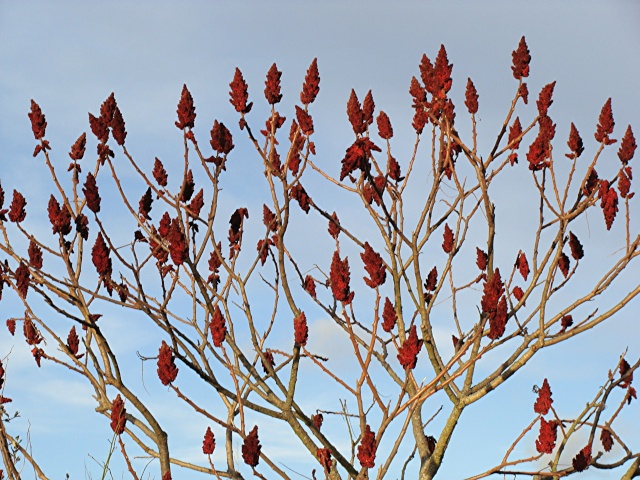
1, 1, 639, 479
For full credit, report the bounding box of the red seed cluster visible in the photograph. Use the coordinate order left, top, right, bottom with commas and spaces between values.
179, 170, 195, 203
619, 358, 633, 388
208, 244, 222, 288
512, 286, 525, 303
304, 275, 317, 298
464, 78, 479, 114
300, 58, 320, 105
175, 84, 196, 130
511, 36, 531, 80
210, 305, 227, 347
565, 123, 584, 159
536, 81, 556, 117
482, 269, 508, 340
527, 113, 556, 171
28, 239, 43, 269
264, 64, 283, 105
560, 315, 573, 332
572, 444, 592, 472
330, 251, 354, 304
424, 267, 438, 292
442, 224, 454, 253
111, 105, 127, 146
516, 253, 529, 281
535, 418, 557, 454
157, 340, 179, 386
293, 312, 308, 346
346, 90, 367, 135
242, 426, 261, 467
67, 326, 82, 358
110, 394, 127, 434
228, 208, 249, 258
8, 190, 27, 223
397, 325, 423, 370
15, 262, 30, 299
152, 158, 168, 187
290, 184, 311, 213
534, 378, 553, 415
618, 125, 637, 164
600, 427, 614, 452
229, 68, 253, 115
23, 317, 42, 345
381, 297, 397, 332
361, 242, 386, 288
28, 99, 47, 139
599, 180, 619, 230
47, 196, 73, 236
363, 175, 386, 206
594, 98, 616, 145
83, 173, 101, 213
476, 248, 488, 270
328, 212, 340, 239
210, 120, 234, 154
617, 166, 631, 198
387, 156, 402, 182
92, 233, 112, 278
69, 132, 87, 161
377, 111, 393, 140
357, 425, 377, 468
317, 448, 332, 472
138, 188, 153, 221
558, 252, 570, 278
340, 137, 381, 181
295, 106, 314, 136
188, 190, 204, 218
202, 427, 216, 455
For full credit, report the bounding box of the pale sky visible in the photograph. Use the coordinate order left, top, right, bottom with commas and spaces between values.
1, 2, 639, 479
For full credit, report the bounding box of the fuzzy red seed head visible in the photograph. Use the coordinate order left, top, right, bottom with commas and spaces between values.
464, 78, 479, 114
397, 325, 423, 370
203, 426, 216, 455
300, 58, 320, 105
229, 68, 252, 114
175, 84, 196, 130
242, 426, 261, 467
110, 394, 126, 434
210, 305, 227, 347
157, 340, 178, 386
28, 100, 47, 140
264, 63, 283, 105
361, 242, 386, 289
382, 297, 397, 333
594, 98, 616, 145
357, 424, 377, 469
534, 378, 553, 415
511, 36, 531, 80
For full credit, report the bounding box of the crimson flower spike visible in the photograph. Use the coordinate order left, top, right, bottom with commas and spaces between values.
618, 125, 636, 164
464, 78, 479, 114
28, 99, 47, 139
229, 68, 252, 114
300, 58, 320, 105
594, 98, 616, 145
157, 340, 178, 385
264, 63, 283, 105
175, 84, 196, 130
346, 90, 366, 135
511, 36, 531, 80
565, 123, 584, 159
242, 426, 261, 467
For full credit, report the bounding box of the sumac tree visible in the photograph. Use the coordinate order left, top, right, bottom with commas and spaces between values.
1, 37, 639, 480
